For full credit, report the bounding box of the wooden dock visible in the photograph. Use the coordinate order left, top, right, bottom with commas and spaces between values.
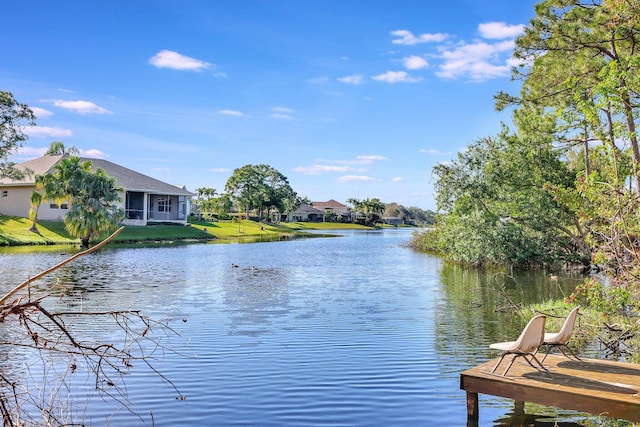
460, 354, 640, 425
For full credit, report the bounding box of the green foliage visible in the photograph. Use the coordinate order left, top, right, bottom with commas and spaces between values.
568, 277, 636, 315
0, 91, 35, 180
435, 0, 640, 319
430, 127, 584, 267
384, 202, 435, 225
347, 197, 386, 226
37, 157, 124, 247
192, 187, 233, 221
44, 141, 79, 156
224, 164, 298, 221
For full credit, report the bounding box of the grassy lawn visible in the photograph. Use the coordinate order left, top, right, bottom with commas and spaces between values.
0, 216, 77, 246
0, 215, 376, 247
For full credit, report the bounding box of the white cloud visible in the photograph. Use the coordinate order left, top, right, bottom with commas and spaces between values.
292, 165, 351, 175
420, 148, 453, 155
478, 22, 525, 39
31, 107, 53, 119
149, 49, 211, 71
435, 40, 515, 81
23, 126, 73, 138
392, 177, 405, 182
403, 56, 428, 70
391, 30, 448, 45
337, 74, 364, 85
51, 99, 112, 115
326, 155, 387, 165
271, 107, 294, 120
81, 149, 107, 159
387, 22, 524, 82
271, 113, 293, 120
372, 71, 421, 83
356, 155, 387, 163
295, 155, 386, 175
337, 175, 376, 183
209, 167, 230, 173
218, 109, 244, 116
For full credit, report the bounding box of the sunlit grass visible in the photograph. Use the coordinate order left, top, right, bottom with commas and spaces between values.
0, 216, 77, 245
0, 215, 374, 246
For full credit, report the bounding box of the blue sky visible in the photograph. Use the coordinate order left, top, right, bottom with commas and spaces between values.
1, 1, 538, 211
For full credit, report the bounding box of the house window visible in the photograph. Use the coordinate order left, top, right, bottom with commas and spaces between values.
1, 190, 7, 198
157, 198, 171, 212
49, 200, 69, 209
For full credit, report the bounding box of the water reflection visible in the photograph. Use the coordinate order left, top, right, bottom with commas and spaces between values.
0, 229, 604, 426
492, 401, 584, 426
223, 265, 291, 337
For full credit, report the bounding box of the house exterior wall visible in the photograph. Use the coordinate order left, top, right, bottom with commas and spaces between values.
0, 185, 72, 220
0, 186, 33, 218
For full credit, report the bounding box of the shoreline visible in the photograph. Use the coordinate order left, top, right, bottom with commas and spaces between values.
0, 215, 401, 248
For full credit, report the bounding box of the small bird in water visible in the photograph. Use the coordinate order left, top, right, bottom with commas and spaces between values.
231, 263, 239, 268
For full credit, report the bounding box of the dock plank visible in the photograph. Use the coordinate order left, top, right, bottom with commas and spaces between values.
460, 354, 640, 423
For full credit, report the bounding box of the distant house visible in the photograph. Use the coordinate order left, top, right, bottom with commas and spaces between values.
382, 216, 403, 225
0, 155, 193, 226
288, 203, 325, 222
311, 199, 351, 222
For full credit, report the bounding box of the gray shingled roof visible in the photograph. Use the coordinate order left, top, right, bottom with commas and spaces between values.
0, 155, 193, 196
0, 155, 63, 185
86, 158, 192, 196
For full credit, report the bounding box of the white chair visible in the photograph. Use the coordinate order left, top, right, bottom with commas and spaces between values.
539, 306, 581, 363
489, 314, 547, 376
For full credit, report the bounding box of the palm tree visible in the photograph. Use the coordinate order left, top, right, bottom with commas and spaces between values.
28, 174, 60, 232
28, 189, 42, 232
64, 168, 123, 247
347, 197, 385, 226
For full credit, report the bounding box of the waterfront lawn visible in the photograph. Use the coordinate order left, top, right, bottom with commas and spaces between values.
188, 219, 304, 240
0, 214, 375, 246
0, 216, 77, 245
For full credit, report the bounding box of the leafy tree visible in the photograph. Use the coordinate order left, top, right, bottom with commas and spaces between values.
45, 140, 80, 156
0, 91, 35, 180
431, 126, 584, 267
494, 0, 640, 281
225, 164, 298, 221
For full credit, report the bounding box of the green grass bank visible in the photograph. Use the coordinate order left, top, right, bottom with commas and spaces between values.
0, 215, 376, 247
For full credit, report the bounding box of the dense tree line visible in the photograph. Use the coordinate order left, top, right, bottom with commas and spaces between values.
415, 0, 640, 310
383, 202, 436, 225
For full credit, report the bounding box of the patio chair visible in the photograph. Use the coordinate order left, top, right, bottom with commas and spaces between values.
489, 314, 547, 377
539, 306, 581, 363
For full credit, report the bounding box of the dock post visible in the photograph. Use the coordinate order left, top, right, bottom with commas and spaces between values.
514, 400, 524, 415
466, 390, 479, 425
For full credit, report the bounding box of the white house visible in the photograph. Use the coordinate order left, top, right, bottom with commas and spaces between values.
0, 155, 193, 226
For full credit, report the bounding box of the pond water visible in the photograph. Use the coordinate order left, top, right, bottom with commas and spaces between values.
0, 228, 600, 426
